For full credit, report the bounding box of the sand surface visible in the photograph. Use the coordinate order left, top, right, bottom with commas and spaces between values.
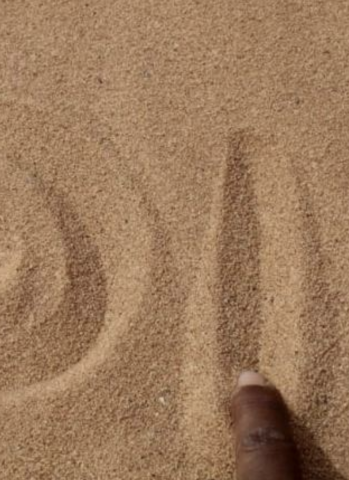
1, 1, 349, 479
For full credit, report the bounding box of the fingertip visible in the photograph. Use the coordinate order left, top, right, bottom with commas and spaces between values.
237, 370, 267, 388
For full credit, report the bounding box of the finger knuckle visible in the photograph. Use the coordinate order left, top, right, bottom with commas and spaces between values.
241, 426, 291, 452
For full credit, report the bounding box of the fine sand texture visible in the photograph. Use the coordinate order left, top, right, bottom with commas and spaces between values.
1, 1, 349, 479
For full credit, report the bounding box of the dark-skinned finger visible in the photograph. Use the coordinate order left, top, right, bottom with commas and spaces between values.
232, 371, 302, 480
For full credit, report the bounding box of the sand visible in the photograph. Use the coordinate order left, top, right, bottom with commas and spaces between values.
1, 1, 349, 479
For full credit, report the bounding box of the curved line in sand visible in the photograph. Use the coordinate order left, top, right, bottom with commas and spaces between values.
180, 157, 225, 475
0, 167, 153, 406
293, 177, 343, 423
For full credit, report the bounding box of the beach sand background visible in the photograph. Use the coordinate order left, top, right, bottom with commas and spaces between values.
1, 1, 349, 478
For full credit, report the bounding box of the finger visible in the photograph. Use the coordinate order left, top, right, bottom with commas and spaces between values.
232, 371, 302, 480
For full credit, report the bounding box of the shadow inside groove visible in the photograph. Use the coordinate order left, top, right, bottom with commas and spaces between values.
34, 189, 108, 378
216, 130, 261, 378
0, 179, 108, 389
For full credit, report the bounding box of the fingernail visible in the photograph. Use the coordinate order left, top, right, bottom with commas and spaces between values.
237, 370, 267, 388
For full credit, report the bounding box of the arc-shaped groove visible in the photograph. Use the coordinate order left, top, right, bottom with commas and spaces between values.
2, 179, 108, 388
0, 157, 186, 477
179, 151, 229, 478
55, 169, 188, 478
294, 176, 343, 475
297, 181, 340, 408
36, 187, 108, 378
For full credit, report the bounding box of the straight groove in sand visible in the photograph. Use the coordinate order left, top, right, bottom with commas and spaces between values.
216, 130, 261, 378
